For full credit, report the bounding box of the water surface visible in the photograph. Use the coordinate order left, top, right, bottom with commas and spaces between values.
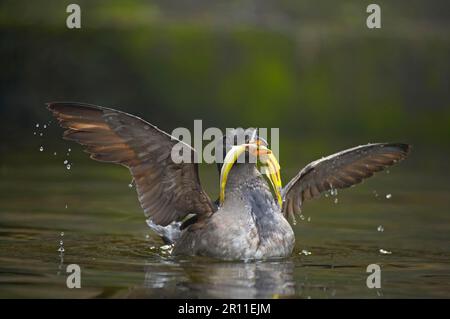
0, 163, 449, 298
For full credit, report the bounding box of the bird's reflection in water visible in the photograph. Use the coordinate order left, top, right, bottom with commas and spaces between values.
128, 258, 295, 298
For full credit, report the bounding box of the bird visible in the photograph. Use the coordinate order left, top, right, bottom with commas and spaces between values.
47, 102, 411, 260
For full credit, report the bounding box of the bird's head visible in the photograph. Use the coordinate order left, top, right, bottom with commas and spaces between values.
217, 128, 282, 207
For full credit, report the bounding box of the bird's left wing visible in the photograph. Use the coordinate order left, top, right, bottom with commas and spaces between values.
48, 102, 215, 226
282, 143, 411, 221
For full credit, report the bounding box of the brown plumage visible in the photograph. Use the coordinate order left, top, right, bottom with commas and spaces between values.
47, 102, 214, 227
282, 143, 411, 221
47, 102, 411, 260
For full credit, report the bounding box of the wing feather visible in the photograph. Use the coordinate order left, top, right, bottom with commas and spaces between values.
48, 102, 214, 226
282, 143, 411, 218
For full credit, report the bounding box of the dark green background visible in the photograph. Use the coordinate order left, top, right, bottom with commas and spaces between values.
0, 0, 450, 299
1, 0, 449, 173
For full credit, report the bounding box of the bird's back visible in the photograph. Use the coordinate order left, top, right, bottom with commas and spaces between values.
173, 164, 295, 260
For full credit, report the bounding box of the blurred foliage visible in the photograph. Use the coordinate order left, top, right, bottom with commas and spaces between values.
0, 0, 449, 173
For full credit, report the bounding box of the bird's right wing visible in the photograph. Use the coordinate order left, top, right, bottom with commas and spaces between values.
282, 143, 411, 220
48, 102, 215, 226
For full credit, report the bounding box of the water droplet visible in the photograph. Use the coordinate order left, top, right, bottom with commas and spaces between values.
33, 132, 36, 135
63, 160, 68, 164
53, 152, 57, 156
66, 164, 71, 170
35, 123, 39, 128
59, 240, 64, 245
307, 216, 311, 222
300, 249, 312, 256
39, 146, 44, 152
64, 204, 68, 209
160, 245, 172, 251
377, 225, 384, 232
57, 247, 65, 253
373, 190, 379, 197
379, 249, 392, 255
128, 183, 133, 188
386, 170, 390, 174
43, 124, 47, 129
68, 148, 71, 152
60, 232, 64, 236
39, 133, 43, 137
145, 234, 150, 239
334, 198, 339, 204
299, 214, 305, 221
386, 194, 392, 199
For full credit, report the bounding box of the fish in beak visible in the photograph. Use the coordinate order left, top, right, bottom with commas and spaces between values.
219, 140, 283, 208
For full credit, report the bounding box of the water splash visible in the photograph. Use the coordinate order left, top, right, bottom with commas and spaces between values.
57, 231, 65, 253
160, 244, 174, 254
379, 249, 392, 255
57, 231, 65, 276
300, 249, 312, 256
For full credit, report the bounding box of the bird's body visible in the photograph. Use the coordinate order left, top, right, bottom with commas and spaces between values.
173, 164, 294, 260
48, 102, 411, 261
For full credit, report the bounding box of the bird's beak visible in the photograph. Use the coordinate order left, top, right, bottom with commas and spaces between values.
219, 140, 283, 208
254, 145, 283, 208
219, 144, 247, 205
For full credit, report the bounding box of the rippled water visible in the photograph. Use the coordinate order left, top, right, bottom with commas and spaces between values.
0, 164, 449, 298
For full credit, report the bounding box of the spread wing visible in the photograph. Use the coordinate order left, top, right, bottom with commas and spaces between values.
282, 143, 411, 220
47, 102, 214, 226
